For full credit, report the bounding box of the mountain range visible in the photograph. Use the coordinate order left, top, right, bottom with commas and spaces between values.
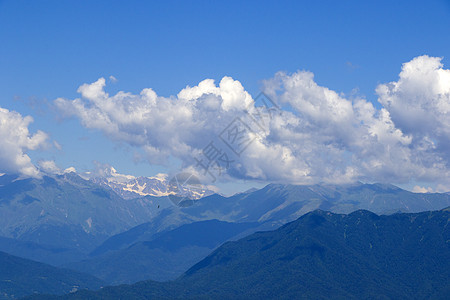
1, 170, 449, 284
56, 181, 449, 284
26, 207, 450, 299
1, 168, 450, 298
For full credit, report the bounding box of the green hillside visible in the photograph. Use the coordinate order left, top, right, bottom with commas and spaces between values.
0, 251, 103, 300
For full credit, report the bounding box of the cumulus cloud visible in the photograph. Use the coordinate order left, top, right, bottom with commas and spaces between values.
0, 107, 49, 177
259, 71, 417, 183
55, 76, 253, 165
53, 56, 450, 188
377, 55, 450, 163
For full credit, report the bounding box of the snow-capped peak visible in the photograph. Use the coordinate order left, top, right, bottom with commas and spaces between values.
69, 164, 214, 200
83, 165, 171, 199
63, 167, 77, 174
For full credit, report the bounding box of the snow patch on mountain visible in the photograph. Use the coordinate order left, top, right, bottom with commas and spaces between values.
84, 165, 213, 200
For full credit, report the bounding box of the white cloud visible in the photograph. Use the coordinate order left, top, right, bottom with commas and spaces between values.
55, 76, 252, 166
377, 55, 450, 164
109, 75, 118, 83
412, 185, 433, 193
0, 107, 49, 178
53, 141, 62, 150
53, 55, 450, 188
260, 71, 416, 183
38, 160, 62, 175
411, 184, 450, 193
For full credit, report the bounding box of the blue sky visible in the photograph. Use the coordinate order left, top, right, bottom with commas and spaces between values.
0, 0, 449, 194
